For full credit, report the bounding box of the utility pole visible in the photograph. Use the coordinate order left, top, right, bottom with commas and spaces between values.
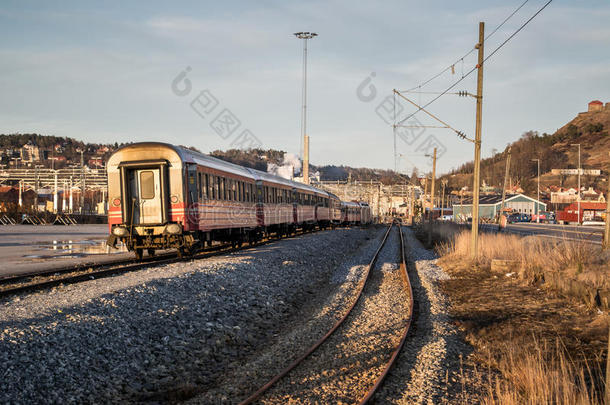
428, 147, 437, 247
441, 178, 448, 218
410, 187, 415, 225
431, 147, 437, 218
532, 159, 540, 223
34, 165, 39, 211
500, 147, 511, 218
571, 143, 581, 224
423, 177, 428, 219
603, 152, 610, 248
470, 21, 485, 261
80, 150, 85, 213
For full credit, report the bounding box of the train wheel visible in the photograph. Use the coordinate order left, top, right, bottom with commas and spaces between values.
147, 249, 155, 257
134, 248, 144, 261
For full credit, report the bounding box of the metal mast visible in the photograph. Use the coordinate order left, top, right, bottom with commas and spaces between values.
294, 32, 317, 184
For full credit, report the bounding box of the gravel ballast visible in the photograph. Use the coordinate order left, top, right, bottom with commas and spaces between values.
247, 224, 409, 404
372, 227, 479, 404
0, 227, 378, 404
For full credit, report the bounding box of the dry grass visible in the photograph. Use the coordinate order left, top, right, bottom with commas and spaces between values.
482, 340, 602, 404
438, 230, 610, 292
429, 225, 610, 404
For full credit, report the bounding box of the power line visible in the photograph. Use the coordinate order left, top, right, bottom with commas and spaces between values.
404, 0, 530, 92
397, 0, 552, 127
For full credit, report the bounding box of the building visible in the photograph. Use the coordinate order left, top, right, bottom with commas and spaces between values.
588, 100, 603, 112
452, 193, 547, 221
558, 201, 606, 224
20, 143, 41, 163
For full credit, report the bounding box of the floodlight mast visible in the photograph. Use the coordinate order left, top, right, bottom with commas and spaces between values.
294, 32, 317, 184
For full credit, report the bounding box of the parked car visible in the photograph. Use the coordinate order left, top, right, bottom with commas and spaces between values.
507, 213, 531, 223
531, 211, 557, 224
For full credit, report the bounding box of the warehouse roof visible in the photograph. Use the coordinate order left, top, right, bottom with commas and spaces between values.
453, 193, 545, 206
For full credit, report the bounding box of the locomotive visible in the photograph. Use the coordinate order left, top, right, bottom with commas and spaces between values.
106, 142, 371, 259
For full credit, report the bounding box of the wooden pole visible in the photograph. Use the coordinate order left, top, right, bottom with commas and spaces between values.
428, 148, 437, 246
500, 147, 511, 218
603, 152, 610, 248
470, 21, 485, 261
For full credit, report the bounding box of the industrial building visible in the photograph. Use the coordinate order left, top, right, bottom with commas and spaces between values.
452, 194, 547, 221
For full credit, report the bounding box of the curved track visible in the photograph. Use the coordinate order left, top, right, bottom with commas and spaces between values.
239, 220, 413, 404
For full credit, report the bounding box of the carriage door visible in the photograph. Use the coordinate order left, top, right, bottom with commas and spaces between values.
129, 168, 162, 224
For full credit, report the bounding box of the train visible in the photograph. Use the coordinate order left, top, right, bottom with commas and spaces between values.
106, 143, 372, 259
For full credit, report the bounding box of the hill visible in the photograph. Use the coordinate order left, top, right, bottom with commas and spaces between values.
0, 133, 124, 168
442, 104, 610, 195
210, 148, 411, 184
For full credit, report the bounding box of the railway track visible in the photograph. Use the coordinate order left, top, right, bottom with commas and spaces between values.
239, 220, 413, 404
0, 226, 332, 298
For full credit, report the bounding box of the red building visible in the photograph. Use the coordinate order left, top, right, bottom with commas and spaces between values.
588, 100, 603, 112
558, 201, 606, 224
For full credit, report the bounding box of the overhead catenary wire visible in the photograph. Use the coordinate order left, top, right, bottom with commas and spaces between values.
396, 0, 553, 128
404, 0, 530, 92
394, 89, 474, 143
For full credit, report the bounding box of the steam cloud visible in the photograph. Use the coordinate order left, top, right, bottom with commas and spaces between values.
267, 153, 302, 180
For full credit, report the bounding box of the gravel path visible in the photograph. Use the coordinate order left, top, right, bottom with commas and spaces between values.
372, 227, 477, 404
250, 224, 410, 404
0, 227, 378, 404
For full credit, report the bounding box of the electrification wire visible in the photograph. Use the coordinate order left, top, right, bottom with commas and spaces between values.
404, 0, 530, 92
396, 0, 552, 127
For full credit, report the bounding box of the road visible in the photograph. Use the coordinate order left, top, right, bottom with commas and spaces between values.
481, 222, 604, 245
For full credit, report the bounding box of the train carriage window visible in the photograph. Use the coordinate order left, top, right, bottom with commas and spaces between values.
203, 174, 208, 199
244, 183, 249, 202
219, 177, 225, 200
251, 184, 255, 202
237, 181, 242, 202
198, 172, 202, 199
139, 171, 155, 199
206, 174, 211, 199
210, 175, 215, 199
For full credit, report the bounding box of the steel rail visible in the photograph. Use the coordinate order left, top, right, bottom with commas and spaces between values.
239, 222, 395, 405
358, 221, 414, 404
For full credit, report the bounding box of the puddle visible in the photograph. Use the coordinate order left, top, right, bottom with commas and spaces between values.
27, 239, 128, 258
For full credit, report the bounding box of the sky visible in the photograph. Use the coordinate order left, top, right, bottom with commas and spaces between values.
0, 0, 609, 175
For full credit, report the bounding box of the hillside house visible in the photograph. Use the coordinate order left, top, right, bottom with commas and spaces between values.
589, 100, 603, 112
